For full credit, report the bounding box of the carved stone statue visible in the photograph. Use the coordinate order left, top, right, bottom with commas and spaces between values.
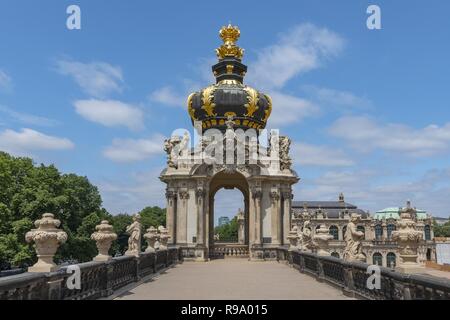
125, 214, 142, 257
164, 136, 181, 168
25, 213, 68, 272
301, 216, 316, 252
91, 220, 117, 261
143, 226, 159, 253
343, 213, 366, 262
279, 136, 292, 171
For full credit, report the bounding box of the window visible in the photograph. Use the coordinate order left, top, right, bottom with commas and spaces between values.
329, 225, 339, 240
387, 252, 396, 268
331, 252, 340, 258
373, 252, 383, 266
424, 225, 431, 241
375, 224, 383, 240
387, 224, 396, 239
357, 226, 365, 240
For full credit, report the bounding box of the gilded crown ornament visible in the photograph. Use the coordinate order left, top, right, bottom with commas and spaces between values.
216, 24, 244, 60
187, 24, 272, 131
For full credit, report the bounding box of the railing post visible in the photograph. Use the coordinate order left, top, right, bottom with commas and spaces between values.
316, 257, 325, 282
46, 273, 64, 300
103, 261, 114, 297
342, 264, 355, 298
299, 252, 305, 273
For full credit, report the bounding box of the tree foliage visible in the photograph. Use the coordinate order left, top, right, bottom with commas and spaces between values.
0, 152, 166, 269
433, 219, 450, 237
214, 216, 239, 242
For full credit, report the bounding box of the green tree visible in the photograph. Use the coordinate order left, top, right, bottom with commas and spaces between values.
433, 219, 450, 237
214, 216, 239, 242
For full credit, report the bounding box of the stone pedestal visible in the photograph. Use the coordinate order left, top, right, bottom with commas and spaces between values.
287, 226, 300, 251
25, 213, 68, 273
91, 220, 117, 262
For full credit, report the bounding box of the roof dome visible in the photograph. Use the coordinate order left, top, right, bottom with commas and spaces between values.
187, 24, 272, 132
374, 207, 428, 220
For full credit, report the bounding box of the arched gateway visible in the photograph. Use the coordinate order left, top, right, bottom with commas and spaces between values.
159, 24, 298, 261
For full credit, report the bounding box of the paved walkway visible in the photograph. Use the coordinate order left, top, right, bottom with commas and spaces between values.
114, 260, 351, 300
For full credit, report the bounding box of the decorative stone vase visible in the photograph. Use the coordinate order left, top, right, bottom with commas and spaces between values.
158, 226, 170, 250
25, 213, 68, 273
287, 226, 299, 251
91, 220, 117, 262
391, 201, 425, 273
314, 224, 333, 256
144, 226, 159, 253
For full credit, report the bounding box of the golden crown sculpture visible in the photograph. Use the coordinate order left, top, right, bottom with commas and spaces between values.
215, 24, 245, 60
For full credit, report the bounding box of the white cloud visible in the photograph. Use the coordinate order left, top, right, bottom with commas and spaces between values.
0, 70, 12, 91
149, 86, 185, 108
97, 168, 166, 214
302, 85, 371, 109
295, 168, 450, 217
267, 91, 319, 126
103, 134, 165, 163
56, 60, 123, 98
329, 116, 450, 157
74, 99, 144, 130
292, 142, 354, 167
247, 23, 344, 90
0, 128, 74, 156
0, 105, 59, 127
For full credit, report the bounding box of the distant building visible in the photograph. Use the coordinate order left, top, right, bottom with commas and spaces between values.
292, 194, 436, 268
218, 216, 230, 226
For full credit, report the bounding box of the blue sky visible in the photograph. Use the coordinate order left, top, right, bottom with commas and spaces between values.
1, 1, 450, 223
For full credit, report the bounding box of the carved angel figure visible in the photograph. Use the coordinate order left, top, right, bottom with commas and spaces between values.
301, 218, 316, 252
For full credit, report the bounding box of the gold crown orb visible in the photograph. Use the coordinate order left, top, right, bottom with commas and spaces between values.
215, 24, 245, 60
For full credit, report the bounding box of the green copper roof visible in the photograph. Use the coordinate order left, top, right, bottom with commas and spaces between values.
374, 207, 428, 220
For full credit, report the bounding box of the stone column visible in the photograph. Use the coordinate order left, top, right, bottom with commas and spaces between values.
392, 201, 425, 274
195, 188, 206, 246
270, 189, 281, 245
253, 189, 263, 245
165, 189, 177, 244
282, 190, 293, 245
91, 220, 117, 261
237, 209, 245, 244
176, 189, 189, 245
25, 213, 68, 273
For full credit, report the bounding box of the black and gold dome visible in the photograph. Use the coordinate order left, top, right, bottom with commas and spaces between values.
187, 24, 272, 132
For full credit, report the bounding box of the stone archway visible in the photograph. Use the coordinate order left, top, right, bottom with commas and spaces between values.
208, 171, 250, 258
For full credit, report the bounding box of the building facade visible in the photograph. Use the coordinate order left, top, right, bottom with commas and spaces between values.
291, 194, 436, 268
218, 216, 230, 226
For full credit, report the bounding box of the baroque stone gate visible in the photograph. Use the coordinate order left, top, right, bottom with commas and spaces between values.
160, 24, 298, 261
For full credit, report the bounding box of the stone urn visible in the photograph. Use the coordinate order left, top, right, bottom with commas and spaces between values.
144, 226, 159, 253
91, 220, 117, 262
314, 224, 333, 256
158, 226, 170, 250
391, 201, 425, 273
25, 213, 68, 273
286, 226, 300, 251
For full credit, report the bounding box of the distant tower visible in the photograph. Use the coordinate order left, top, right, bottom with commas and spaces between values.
339, 193, 345, 202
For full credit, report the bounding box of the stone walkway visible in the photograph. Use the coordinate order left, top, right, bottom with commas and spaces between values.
114, 259, 351, 300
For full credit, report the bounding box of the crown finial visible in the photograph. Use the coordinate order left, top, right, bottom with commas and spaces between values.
216, 24, 244, 60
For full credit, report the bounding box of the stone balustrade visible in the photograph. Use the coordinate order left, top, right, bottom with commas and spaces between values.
0, 247, 182, 300
277, 248, 450, 300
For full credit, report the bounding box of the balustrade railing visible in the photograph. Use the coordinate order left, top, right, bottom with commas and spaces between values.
211, 244, 249, 258
284, 249, 450, 300
0, 247, 182, 300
